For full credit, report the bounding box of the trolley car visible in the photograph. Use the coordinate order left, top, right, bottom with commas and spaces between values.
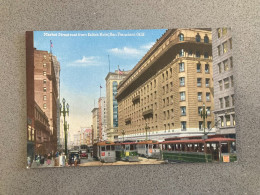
93, 141, 116, 163
136, 140, 160, 159
160, 136, 236, 163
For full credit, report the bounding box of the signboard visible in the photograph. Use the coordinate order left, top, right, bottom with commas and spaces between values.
223, 155, 230, 162
126, 152, 129, 156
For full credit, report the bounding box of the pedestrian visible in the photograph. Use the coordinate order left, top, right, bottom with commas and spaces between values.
47, 153, 51, 165
27, 156, 31, 168
74, 155, 78, 167
36, 155, 40, 166
40, 155, 45, 165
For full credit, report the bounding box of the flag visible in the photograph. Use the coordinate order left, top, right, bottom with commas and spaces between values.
50, 40, 53, 48
100, 85, 102, 88
118, 68, 123, 75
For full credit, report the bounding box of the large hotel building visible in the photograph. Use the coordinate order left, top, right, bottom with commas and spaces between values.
116, 29, 215, 141
212, 28, 235, 138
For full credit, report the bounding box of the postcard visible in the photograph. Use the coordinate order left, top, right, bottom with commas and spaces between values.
26, 28, 236, 168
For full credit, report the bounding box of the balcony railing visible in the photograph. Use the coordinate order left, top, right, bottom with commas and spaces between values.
142, 109, 153, 117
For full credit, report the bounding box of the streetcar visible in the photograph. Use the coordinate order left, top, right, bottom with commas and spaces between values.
160, 136, 236, 163
136, 140, 160, 159
93, 141, 116, 163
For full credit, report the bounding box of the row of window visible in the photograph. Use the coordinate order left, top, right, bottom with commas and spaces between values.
217, 28, 228, 38
179, 62, 210, 74
179, 77, 211, 88
219, 95, 235, 109
218, 57, 233, 73
219, 114, 235, 127
217, 38, 232, 56
218, 76, 234, 91
179, 49, 209, 59
179, 33, 209, 43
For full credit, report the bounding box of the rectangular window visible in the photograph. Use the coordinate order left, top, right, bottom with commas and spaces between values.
170, 95, 173, 104
223, 41, 228, 53
218, 63, 222, 73
181, 121, 186, 131
205, 64, 209, 74
171, 109, 174, 119
224, 60, 229, 71
205, 78, 210, 87
232, 114, 235, 126
206, 92, 210, 101
43, 55, 46, 59
179, 62, 185, 72
43, 63, 46, 68
230, 57, 233, 69
180, 92, 185, 101
197, 63, 201, 72
225, 96, 230, 107
217, 45, 221, 56
179, 49, 184, 57
231, 95, 235, 106
43, 95, 47, 101
180, 77, 185, 86
198, 107, 203, 115
163, 111, 166, 120
199, 121, 203, 130
231, 76, 234, 87
204, 52, 209, 59
188, 50, 192, 56
43, 71, 46, 76
181, 106, 186, 116
217, 28, 221, 38
196, 51, 200, 58
219, 80, 223, 91
43, 103, 47, 109
197, 78, 202, 87
207, 121, 211, 130
198, 92, 202, 101
219, 98, 223, 108
229, 38, 232, 49
224, 78, 229, 89
43, 87, 47, 92
43, 79, 47, 84
226, 115, 230, 126
206, 107, 211, 115
222, 28, 227, 36
220, 116, 224, 127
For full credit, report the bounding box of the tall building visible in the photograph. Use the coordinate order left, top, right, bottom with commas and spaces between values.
91, 108, 99, 143
212, 28, 235, 138
52, 56, 61, 149
116, 29, 215, 141
105, 70, 130, 142
98, 97, 107, 141
34, 49, 59, 153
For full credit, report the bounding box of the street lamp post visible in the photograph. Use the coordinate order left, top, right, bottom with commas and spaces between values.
122, 129, 125, 142
200, 103, 208, 139
145, 122, 150, 141
60, 98, 69, 156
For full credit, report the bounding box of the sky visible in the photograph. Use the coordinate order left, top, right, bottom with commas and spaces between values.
34, 29, 166, 141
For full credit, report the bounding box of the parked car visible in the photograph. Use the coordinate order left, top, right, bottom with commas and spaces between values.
68, 150, 81, 165
80, 150, 88, 158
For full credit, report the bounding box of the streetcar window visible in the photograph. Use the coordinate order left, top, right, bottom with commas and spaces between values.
101, 146, 105, 151
106, 145, 110, 151
130, 144, 135, 150
149, 144, 152, 149
153, 144, 158, 149
111, 145, 115, 151
126, 145, 130, 150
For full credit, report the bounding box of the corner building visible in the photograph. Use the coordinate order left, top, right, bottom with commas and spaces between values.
105, 70, 130, 142
116, 29, 215, 141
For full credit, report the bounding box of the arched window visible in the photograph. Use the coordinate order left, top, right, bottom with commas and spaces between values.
179, 33, 184, 41
204, 35, 209, 43
196, 34, 201, 42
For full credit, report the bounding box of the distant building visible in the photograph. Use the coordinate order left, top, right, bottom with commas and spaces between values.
80, 127, 92, 146
212, 28, 235, 138
105, 70, 130, 142
98, 97, 107, 141
116, 29, 215, 141
34, 48, 59, 153
91, 108, 99, 143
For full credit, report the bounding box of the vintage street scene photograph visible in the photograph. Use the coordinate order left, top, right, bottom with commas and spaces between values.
26, 28, 236, 168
